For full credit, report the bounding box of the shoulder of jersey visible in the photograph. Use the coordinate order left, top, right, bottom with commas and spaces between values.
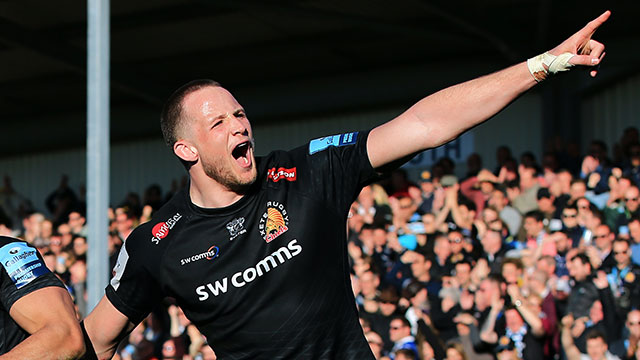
127, 202, 187, 249
263, 149, 305, 185
0, 236, 24, 247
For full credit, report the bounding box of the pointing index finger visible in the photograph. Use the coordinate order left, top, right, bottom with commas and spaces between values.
582, 10, 611, 36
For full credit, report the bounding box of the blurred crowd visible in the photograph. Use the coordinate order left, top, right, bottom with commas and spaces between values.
1, 126, 639, 360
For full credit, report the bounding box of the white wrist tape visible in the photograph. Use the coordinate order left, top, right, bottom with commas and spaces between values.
526, 52, 575, 82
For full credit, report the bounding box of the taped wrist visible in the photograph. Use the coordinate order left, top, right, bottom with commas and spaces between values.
526, 52, 575, 82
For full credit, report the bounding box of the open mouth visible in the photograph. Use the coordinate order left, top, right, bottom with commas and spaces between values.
232, 140, 252, 168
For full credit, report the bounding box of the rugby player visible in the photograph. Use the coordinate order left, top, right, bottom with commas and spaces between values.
82, 11, 610, 359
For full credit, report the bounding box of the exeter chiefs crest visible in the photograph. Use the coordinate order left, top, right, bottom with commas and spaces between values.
259, 201, 289, 243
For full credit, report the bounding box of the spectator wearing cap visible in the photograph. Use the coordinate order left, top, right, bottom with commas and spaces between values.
562, 204, 584, 248
606, 238, 640, 317
488, 188, 522, 239
389, 316, 418, 359
417, 171, 436, 215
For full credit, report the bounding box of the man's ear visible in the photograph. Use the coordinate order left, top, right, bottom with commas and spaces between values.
174, 140, 198, 163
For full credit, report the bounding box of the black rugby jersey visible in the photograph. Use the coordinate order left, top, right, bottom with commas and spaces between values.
0, 236, 64, 355
107, 130, 378, 359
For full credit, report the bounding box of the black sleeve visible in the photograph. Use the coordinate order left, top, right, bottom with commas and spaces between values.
303, 130, 381, 213
104, 228, 164, 324
417, 319, 446, 360
598, 286, 623, 342
0, 237, 64, 312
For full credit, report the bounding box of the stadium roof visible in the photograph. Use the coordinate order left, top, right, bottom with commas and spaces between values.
1, 0, 638, 158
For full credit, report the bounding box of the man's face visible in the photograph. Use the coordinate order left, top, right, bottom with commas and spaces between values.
613, 241, 631, 268
553, 232, 570, 252
627, 310, 640, 338
571, 182, 587, 200
482, 208, 498, 224
410, 255, 429, 279
489, 190, 507, 210
586, 337, 607, 360
505, 308, 524, 331
359, 271, 378, 297
538, 196, 554, 212
454, 263, 471, 286
562, 208, 578, 228
569, 257, 590, 281
422, 213, 436, 234
590, 300, 604, 323
481, 230, 502, 254
475, 279, 497, 310
433, 237, 451, 260
625, 187, 640, 212
180, 86, 257, 192
630, 220, 640, 242
523, 216, 543, 237
448, 231, 464, 254
389, 320, 410, 342
502, 263, 521, 285
593, 225, 613, 251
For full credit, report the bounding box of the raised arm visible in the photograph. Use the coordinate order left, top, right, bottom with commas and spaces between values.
82, 296, 137, 360
367, 11, 610, 169
1, 287, 85, 360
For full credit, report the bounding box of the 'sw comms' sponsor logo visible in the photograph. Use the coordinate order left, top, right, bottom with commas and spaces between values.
180, 245, 220, 266
195, 239, 302, 301
151, 212, 183, 244
267, 167, 297, 182
259, 201, 289, 243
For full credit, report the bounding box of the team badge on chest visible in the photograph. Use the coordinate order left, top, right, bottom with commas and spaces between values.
226, 217, 247, 241
259, 201, 289, 243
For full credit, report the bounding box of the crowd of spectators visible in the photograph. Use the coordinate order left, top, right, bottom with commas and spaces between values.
0, 126, 639, 360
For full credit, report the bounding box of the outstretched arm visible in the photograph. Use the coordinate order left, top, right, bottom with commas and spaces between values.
1, 287, 85, 360
82, 296, 137, 360
367, 11, 609, 169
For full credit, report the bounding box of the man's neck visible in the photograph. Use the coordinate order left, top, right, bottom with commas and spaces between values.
189, 172, 245, 208
617, 261, 630, 270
